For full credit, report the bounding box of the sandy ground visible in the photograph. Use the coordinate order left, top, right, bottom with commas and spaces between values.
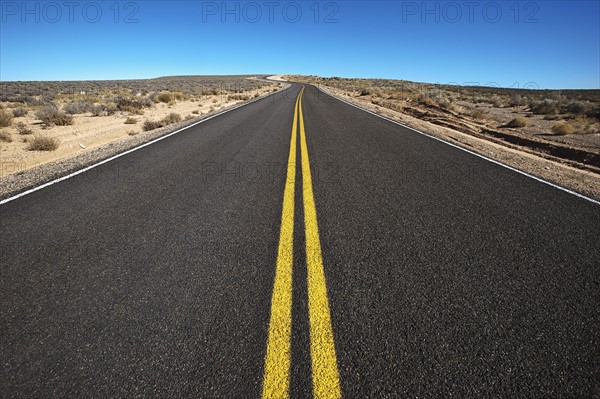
0, 85, 279, 177
317, 85, 600, 201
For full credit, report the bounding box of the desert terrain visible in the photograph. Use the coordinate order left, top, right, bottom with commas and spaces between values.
0, 76, 282, 180
285, 75, 600, 199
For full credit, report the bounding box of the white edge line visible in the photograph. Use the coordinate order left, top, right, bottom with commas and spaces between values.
0, 85, 292, 206
317, 86, 600, 206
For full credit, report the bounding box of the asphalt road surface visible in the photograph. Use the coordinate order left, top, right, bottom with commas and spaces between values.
1, 84, 599, 398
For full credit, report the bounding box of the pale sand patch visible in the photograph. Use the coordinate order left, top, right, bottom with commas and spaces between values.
267, 75, 287, 82
0, 85, 278, 177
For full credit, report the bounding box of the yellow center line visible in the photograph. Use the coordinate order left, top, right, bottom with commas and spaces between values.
299, 88, 342, 399
263, 86, 341, 398
261, 89, 301, 399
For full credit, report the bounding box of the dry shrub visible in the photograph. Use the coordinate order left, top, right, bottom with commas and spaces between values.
143, 120, 162, 131
462, 107, 486, 120
530, 99, 558, 115
15, 122, 33, 135
227, 93, 250, 101
35, 107, 74, 126
155, 91, 187, 103
0, 110, 13, 127
64, 101, 93, 114
142, 113, 182, 131
552, 121, 576, 135
117, 98, 151, 113
506, 116, 529, 128
27, 134, 60, 151
162, 112, 181, 124
13, 107, 28, 117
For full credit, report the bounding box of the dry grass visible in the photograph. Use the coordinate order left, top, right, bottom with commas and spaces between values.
552, 121, 576, 135
64, 101, 93, 115
91, 105, 107, 117
117, 98, 151, 114
35, 107, 74, 126
12, 107, 28, 117
155, 91, 188, 103
0, 76, 275, 111
506, 116, 529, 128
0, 110, 13, 127
162, 112, 181, 124
124, 117, 138, 124
531, 99, 559, 115
227, 93, 251, 101
27, 134, 60, 151
127, 129, 139, 136
15, 122, 33, 135
142, 120, 162, 131
462, 108, 486, 120
142, 112, 182, 131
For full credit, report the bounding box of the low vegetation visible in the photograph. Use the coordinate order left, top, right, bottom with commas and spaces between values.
124, 117, 138, 124
0, 76, 272, 105
35, 107, 74, 126
64, 101, 93, 115
142, 120, 161, 131
12, 107, 28, 117
155, 91, 188, 103
163, 112, 182, 124
117, 97, 152, 114
0, 110, 13, 127
552, 121, 576, 135
91, 104, 117, 116
506, 116, 529, 128
15, 122, 33, 135
143, 112, 182, 131
286, 76, 600, 127
27, 134, 60, 151
227, 93, 251, 101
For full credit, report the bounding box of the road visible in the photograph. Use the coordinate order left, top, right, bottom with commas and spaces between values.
1, 84, 599, 398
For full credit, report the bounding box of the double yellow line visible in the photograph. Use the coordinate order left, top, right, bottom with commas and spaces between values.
262, 87, 341, 399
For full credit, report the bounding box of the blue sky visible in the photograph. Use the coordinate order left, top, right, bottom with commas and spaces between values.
1, 1, 598, 88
